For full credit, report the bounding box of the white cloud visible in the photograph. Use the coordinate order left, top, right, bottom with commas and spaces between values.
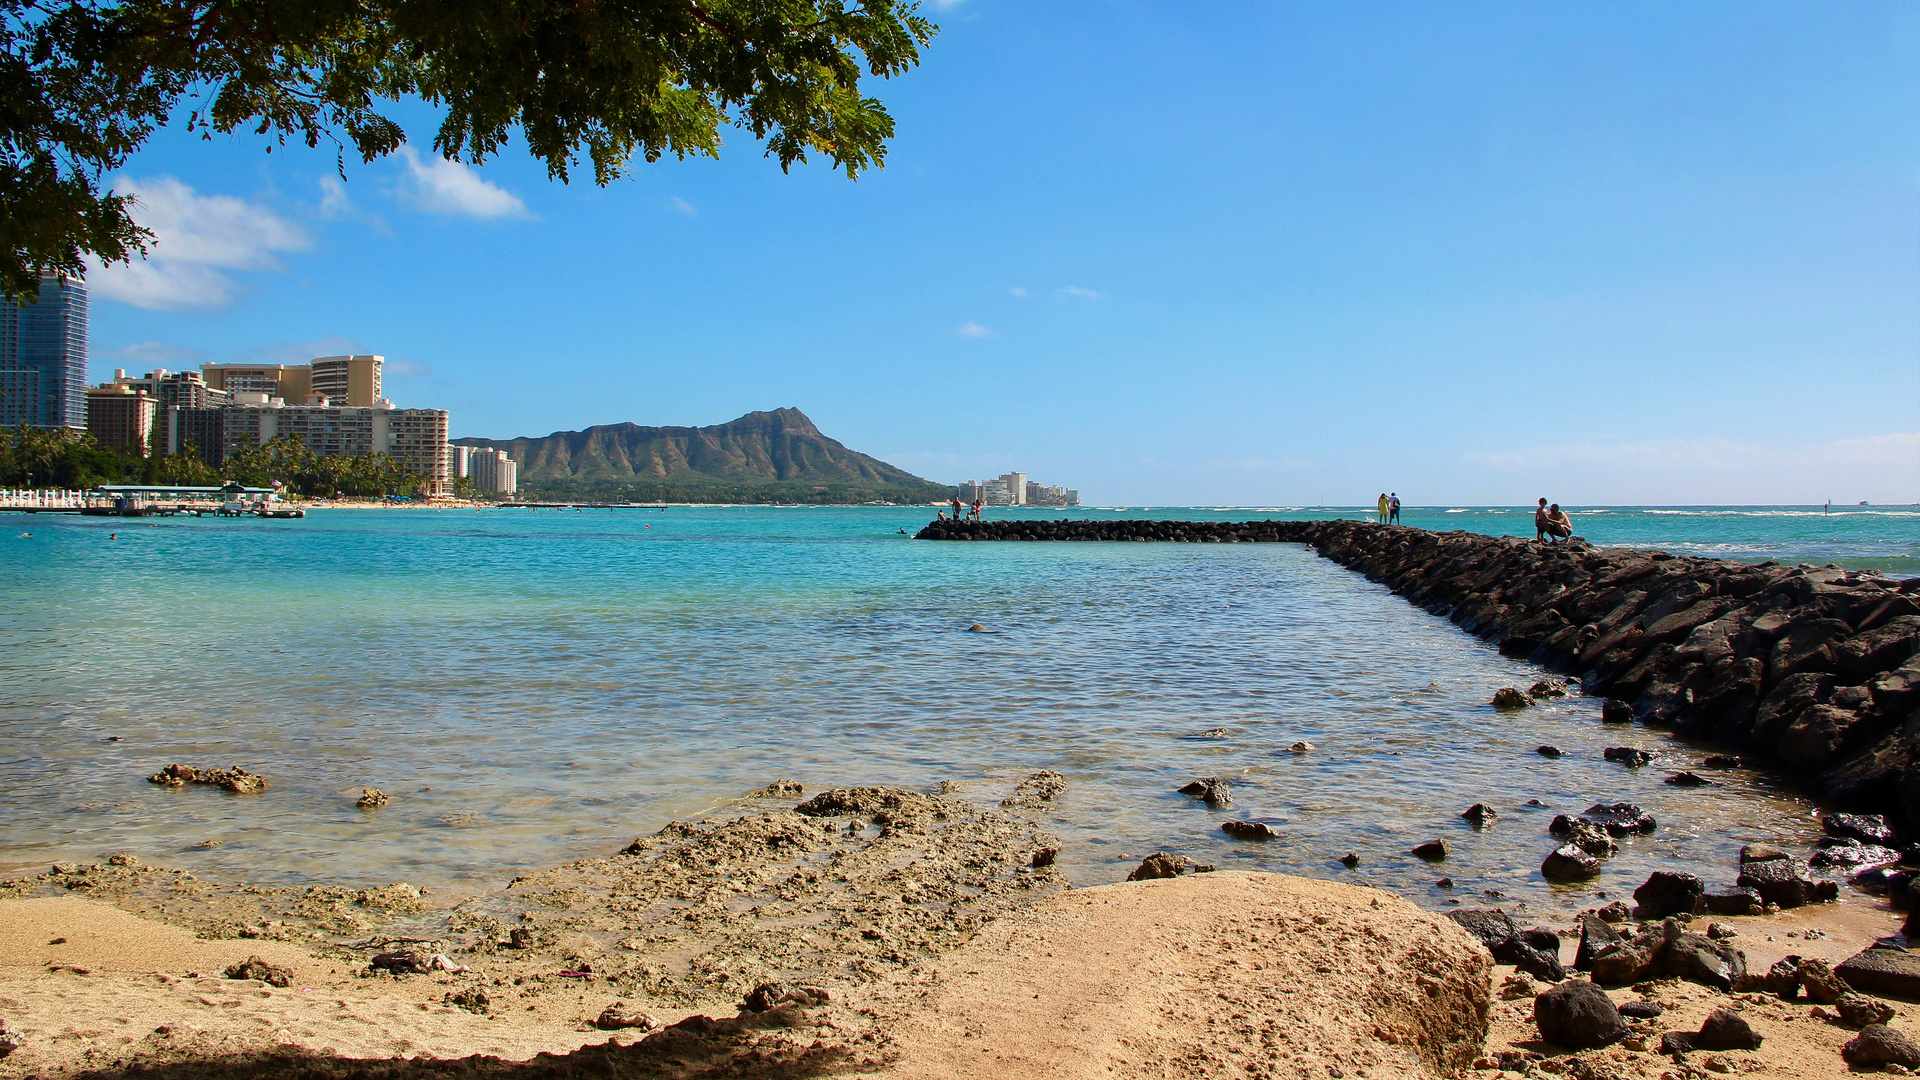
1058, 285, 1100, 299
396, 147, 531, 220
955, 322, 996, 338
85, 177, 308, 311
252, 335, 367, 365
668, 197, 697, 216
385, 358, 432, 377
318, 176, 353, 218
1009, 286, 1028, 297
1464, 433, 1920, 504
106, 340, 203, 365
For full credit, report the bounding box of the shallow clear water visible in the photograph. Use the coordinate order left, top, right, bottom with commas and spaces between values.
0, 505, 1902, 918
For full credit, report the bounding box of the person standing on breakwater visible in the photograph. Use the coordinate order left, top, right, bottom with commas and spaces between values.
951, 496, 963, 520
1388, 493, 1401, 524
1535, 498, 1554, 541
1376, 493, 1389, 523
971, 499, 983, 521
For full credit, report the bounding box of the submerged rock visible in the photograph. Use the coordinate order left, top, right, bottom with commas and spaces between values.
1601, 699, 1634, 724
1602, 746, 1652, 767
1530, 680, 1569, 699
1411, 839, 1450, 861
1176, 777, 1233, 808
146, 764, 268, 794
1542, 845, 1601, 882
1536, 745, 1563, 758
1126, 852, 1207, 881
1001, 770, 1067, 810
355, 788, 388, 809
1460, 803, 1497, 827
1220, 820, 1279, 841
1492, 688, 1532, 710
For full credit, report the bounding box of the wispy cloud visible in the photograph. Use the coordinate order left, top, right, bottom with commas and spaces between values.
252, 335, 367, 365
106, 340, 204, 366
668, 197, 698, 216
395, 147, 531, 220
1058, 285, 1100, 299
955, 322, 996, 338
1009, 286, 1028, 297
317, 175, 391, 233
84, 176, 309, 311
318, 176, 354, 218
385, 358, 433, 377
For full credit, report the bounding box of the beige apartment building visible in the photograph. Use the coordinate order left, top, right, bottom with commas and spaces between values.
202, 355, 384, 408
84, 384, 157, 452
225, 394, 450, 495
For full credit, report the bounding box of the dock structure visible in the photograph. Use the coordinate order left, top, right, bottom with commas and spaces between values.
0, 483, 307, 518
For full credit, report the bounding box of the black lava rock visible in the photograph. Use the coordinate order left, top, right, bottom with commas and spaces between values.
1633, 871, 1705, 919
1534, 980, 1628, 1050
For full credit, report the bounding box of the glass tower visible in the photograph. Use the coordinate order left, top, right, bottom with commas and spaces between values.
0, 275, 89, 429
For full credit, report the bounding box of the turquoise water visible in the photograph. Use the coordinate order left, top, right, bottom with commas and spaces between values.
0, 505, 1909, 918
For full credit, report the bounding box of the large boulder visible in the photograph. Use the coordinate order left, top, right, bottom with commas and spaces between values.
1653, 931, 1746, 992
1661, 1009, 1762, 1054
1737, 858, 1835, 908
1632, 871, 1704, 919
1446, 909, 1564, 982
1844, 1025, 1920, 1071
1837, 947, 1920, 1000
1809, 838, 1901, 873
1826, 812, 1900, 846
1573, 913, 1622, 972
1702, 886, 1762, 916
1533, 980, 1628, 1050
1579, 803, 1657, 837
1541, 845, 1601, 882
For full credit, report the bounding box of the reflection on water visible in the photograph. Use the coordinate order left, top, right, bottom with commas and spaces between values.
0, 507, 1850, 918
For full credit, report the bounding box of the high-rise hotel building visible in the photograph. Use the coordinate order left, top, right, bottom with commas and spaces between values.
0, 274, 88, 429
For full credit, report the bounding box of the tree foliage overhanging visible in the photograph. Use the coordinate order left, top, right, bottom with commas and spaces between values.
0, 0, 935, 297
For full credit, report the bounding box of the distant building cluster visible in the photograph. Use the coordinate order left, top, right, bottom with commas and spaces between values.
0, 275, 521, 498
450, 444, 517, 495
957, 471, 1079, 507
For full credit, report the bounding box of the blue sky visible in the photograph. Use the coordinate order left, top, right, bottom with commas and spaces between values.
87, 1, 1918, 505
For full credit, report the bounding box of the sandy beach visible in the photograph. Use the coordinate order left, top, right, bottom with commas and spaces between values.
5, 781, 1920, 1080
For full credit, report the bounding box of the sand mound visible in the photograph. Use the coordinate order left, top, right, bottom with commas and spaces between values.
864, 869, 1492, 1079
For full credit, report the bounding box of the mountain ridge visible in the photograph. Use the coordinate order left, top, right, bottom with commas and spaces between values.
454, 408, 951, 503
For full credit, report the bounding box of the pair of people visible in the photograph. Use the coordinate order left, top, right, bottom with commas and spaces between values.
945, 497, 984, 522
1535, 498, 1573, 541
1375, 493, 1401, 525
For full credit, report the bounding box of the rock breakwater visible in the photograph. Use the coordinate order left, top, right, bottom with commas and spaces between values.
918, 518, 1920, 832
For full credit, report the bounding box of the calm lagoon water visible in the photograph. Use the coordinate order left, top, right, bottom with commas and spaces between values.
1, 504, 1911, 917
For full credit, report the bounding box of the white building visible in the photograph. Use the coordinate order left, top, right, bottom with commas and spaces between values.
447, 443, 473, 479
469, 447, 517, 494
999, 472, 1028, 505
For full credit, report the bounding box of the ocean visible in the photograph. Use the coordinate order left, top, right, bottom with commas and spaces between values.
1, 504, 1913, 917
